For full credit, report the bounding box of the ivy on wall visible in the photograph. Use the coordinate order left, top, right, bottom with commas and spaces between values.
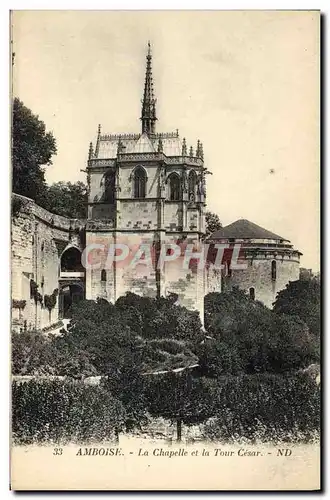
30, 280, 43, 306
44, 289, 59, 313
12, 299, 26, 310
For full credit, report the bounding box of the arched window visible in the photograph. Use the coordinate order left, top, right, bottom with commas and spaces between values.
169, 173, 181, 201
188, 170, 197, 201
101, 269, 106, 282
249, 287, 255, 300
271, 260, 277, 281
103, 170, 116, 203
134, 167, 147, 198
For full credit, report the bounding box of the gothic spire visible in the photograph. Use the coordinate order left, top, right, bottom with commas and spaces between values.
141, 41, 157, 135
95, 124, 101, 158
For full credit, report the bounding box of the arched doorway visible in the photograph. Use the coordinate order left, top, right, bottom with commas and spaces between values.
59, 283, 85, 319
60, 247, 84, 274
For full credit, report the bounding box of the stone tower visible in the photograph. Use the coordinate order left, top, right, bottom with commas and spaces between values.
85, 43, 207, 317
207, 219, 301, 308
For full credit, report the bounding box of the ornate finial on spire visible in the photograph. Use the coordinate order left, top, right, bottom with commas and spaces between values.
95, 124, 101, 158
157, 137, 163, 153
196, 139, 201, 158
141, 42, 157, 136
199, 142, 204, 161
182, 137, 187, 156
189, 146, 194, 158
88, 142, 94, 160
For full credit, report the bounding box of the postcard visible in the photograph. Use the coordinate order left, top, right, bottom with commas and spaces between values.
10, 10, 320, 491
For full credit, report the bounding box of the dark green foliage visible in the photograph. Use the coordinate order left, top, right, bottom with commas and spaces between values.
66, 298, 144, 375
12, 299, 26, 310
44, 289, 58, 313
11, 99, 87, 219
12, 380, 126, 444
12, 290, 321, 444
43, 181, 88, 219
12, 331, 45, 376
203, 289, 319, 374
204, 211, 222, 239
103, 365, 149, 432
115, 292, 203, 342
11, 195, 27, 218
12, 98, 57, 203
66, 295, 199, 374
202, 373, 320, 443
12, 331, 98, 377
273, 278, 321, 338
197, 339, 243, 377
146, 372, 216, 426
29, 279, 43, 306
142, 339, 198, 373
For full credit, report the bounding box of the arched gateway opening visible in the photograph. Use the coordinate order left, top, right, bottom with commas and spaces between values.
59, 283, 85, 319
61, 247, 84, 273
59, 247, 85, 318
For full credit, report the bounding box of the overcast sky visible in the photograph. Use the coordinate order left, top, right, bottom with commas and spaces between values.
12, 10, 319, 270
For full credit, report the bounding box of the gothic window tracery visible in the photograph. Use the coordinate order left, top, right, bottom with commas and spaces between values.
188, 170, 197, 201
103, 170, 116, 204
134, 166, 147, 198
168, 173, 181, 201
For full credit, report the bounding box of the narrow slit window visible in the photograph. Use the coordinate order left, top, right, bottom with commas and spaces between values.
271, 260, 277, 281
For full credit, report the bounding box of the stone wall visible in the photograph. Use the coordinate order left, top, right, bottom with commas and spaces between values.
85, 228, 206, 321
118, 200, 159, 230
11, 194, 85, 332
222, 252, 300, 308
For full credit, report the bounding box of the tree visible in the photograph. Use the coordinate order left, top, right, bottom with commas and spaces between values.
115, 293, 203, 343
203, 289, 318, 374
205, 211, 222, 239
204, 288, 264, 337
44, 181, 88, 218
67, 296, 202, 435
145, 372, 216, 441
197, 339, 243, 377
273, 278, 321, 338
12, 379, 127, 444
12, 98, 57, 203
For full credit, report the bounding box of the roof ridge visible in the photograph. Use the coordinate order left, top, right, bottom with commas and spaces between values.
210, 218, 287, 241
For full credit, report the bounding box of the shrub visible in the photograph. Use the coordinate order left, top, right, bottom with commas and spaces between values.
11, 331, 98, 377
202, 373, 320, 443
203, 290, 319, 374
12, 380, 126, 444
